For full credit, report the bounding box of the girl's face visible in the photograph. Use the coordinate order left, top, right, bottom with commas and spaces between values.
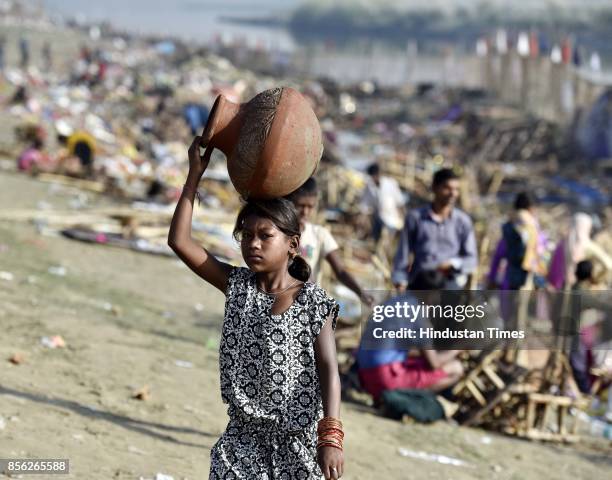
239, 215, 298, 273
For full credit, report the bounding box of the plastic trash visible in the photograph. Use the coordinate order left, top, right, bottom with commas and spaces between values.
397, 447, 472, 468
589, 417, 612, 440
0, 271, 14, 281
48, 266, 67, 276
154, 474, 174, 480
174, 360, 193, 368
40, 335, 66, 348
128, 445, 148, 455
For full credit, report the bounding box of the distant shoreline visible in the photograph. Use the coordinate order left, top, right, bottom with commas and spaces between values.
217, 15, 286, 29
221, 3, 612, 54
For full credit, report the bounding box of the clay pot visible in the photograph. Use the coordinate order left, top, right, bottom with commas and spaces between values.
201, 87, 322, 199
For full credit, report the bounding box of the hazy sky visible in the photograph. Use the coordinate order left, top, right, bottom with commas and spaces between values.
42, 0, 302, 46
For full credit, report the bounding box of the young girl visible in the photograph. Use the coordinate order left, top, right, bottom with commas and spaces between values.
168, 136, 345, 480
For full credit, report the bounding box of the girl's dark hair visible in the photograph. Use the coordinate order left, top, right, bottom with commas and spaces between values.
285, 177, 318, 202
233, 198, 311, 282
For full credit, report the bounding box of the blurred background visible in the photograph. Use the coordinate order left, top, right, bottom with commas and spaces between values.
0, 1, 611, 479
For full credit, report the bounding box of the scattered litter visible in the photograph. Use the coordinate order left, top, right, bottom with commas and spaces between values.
397, 447, 472, 468
128, 445, 149, 455
175, 360, 194, 368
40, 335, 66, 349
132, 385, 151, 401
100, 301, 121, 315
480, 435, 492, 445
72, 433, 84, 442
138, 474, 175, 480
48, 265, 67, 276
155, 473, 174, 480
9, 353, 25, 365
0, 416, 6, 430
587, 416, 612, 440
0, 271, 15, 281
194, 303, 205, 312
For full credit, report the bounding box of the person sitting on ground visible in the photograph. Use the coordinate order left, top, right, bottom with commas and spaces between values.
286, 177, 374, 306
55, 121, 97, 178
17, 137, 53, 173
356, 270, 464, 404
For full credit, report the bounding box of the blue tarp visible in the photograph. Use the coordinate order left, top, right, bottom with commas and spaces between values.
550, 175, 609, 207
577, 88, 612, 160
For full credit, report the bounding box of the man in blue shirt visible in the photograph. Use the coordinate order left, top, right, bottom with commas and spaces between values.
392, 168, 477, 290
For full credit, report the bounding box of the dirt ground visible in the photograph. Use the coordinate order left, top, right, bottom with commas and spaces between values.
1, 171, 611, 480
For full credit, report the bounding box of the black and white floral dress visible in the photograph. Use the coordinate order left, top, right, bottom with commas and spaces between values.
209, 267, 339, 480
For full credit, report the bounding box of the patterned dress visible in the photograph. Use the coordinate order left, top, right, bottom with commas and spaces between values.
210, 267, 339, 480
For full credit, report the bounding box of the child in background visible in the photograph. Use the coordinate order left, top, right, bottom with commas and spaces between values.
168, 136, 345, 480
287, 178, 374, 306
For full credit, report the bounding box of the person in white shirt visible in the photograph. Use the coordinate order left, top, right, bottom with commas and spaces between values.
287, 178, 374, 306
359, 163, 406, 242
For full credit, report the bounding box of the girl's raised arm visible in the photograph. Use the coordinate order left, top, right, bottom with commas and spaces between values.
168, 136, 232, 294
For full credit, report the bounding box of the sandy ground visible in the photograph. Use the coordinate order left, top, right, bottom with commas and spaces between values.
1, 171, 611, 480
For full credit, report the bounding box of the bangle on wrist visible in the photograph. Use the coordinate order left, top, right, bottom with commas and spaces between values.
317, 416, 344, 451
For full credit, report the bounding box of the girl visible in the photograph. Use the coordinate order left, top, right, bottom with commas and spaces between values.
168, 136, 345, 480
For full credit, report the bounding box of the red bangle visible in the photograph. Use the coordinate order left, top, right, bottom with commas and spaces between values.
317, 442, 343, 451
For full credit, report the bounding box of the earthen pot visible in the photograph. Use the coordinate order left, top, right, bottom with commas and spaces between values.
201, 87, 322, 199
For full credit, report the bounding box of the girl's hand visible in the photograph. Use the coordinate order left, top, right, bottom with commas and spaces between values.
187, 136, 212, 179
317, 446, 344, 479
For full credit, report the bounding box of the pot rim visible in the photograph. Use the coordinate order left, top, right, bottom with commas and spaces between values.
201, 94, 226, 146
